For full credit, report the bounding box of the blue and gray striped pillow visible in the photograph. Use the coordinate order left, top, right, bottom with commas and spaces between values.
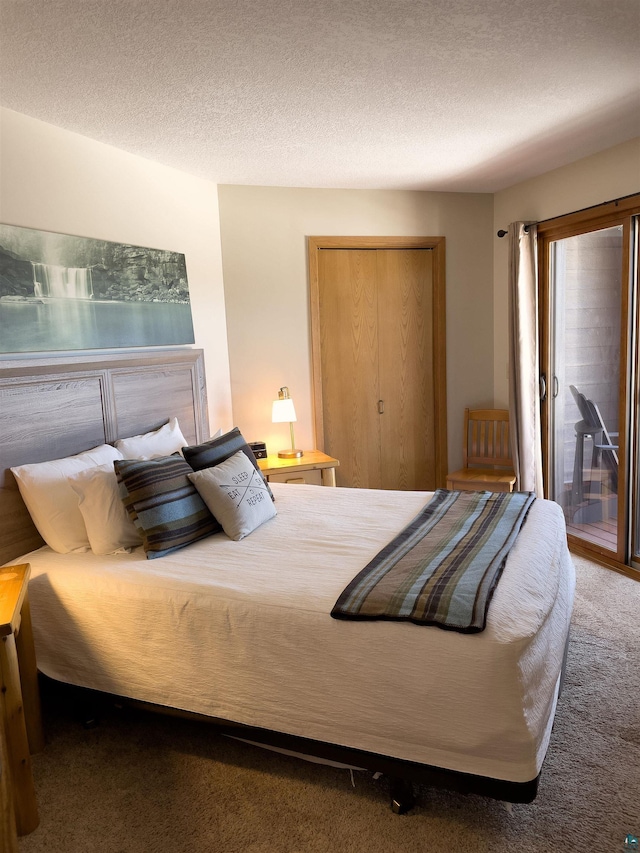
114, 455, 221, 559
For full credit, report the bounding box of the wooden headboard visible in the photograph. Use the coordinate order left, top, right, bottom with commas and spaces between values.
0, 349, 209, 564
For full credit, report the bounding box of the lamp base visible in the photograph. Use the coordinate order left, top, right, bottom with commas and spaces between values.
278, 449, 304, 459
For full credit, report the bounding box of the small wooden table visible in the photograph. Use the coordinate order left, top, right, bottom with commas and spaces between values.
0, 563, 44, 842
259, 450, 339, 487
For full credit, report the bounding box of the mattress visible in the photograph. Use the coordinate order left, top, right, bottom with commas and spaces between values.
7, 483, 575, 783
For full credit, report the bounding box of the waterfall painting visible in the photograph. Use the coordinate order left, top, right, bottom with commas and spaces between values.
0, 223, 195, 353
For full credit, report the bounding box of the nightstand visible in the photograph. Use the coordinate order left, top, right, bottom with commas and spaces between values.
0, 563, 44, 841
258, 450, 339, 486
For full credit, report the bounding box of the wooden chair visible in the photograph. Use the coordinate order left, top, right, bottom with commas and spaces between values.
446, 409, 516, 493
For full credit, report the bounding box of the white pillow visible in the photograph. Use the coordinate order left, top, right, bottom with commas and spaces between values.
68, 464, 142, 555
114, 417, 187, 459
188, 450, 276, 541
11, 444, 123, 553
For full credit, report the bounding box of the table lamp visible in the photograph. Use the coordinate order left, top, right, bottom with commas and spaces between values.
272, 387, 303, 458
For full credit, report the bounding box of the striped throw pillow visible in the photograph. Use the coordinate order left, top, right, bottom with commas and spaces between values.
114, 455, 221, 559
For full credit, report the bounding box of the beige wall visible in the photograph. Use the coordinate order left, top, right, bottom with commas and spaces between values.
492, 137, 640, 405
0, 108, 233, 433
218, 185, 494, 472
6, 107, 633, 474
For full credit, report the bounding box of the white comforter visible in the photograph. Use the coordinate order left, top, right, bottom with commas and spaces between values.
10, 484, 575, 783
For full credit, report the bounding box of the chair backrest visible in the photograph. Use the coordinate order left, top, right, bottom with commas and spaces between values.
569, 384, 599, 430
569, 384, 619, 467
463, 408, 513, 469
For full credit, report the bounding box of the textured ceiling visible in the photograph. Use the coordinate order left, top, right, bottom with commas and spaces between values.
1, 0, 639, 192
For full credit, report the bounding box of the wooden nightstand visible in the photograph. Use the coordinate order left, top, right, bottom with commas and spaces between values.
258, 450, 339, 486
0, 563, 44, 843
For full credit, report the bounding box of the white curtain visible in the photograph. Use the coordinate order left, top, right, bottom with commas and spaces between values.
508, 222, 544, 495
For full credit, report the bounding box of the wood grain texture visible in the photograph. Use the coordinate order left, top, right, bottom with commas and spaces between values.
313, 242, 443, 490
266, 469, 323, 485
0, 564, 28, 637
258, 451, 339, 486
0, 565, 43, 837
377, 249, 435, 490
0, 350, 208, 565
257, 450, 339, 475
464, 409, 512, 467
0, 629, 38, 835
447, 409, 515, 493
446, 469, 516, 492
14, 593, 44, 754
0, 692, 18, 852
431, 238, 448, 487
111, 367, 201, 444
318, 248, 381, 489
309, 237, 447, 490
1, 377, 108, 466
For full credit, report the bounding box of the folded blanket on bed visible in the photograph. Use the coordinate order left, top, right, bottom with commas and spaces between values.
331, 489, 535, 633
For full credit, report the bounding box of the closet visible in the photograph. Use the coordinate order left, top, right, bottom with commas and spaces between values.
309, 236, 447, 490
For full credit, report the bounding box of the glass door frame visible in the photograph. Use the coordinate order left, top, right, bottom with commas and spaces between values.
631, 215, 640, 570
538, 194, 640, 577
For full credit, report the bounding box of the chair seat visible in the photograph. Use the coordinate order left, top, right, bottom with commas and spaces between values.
446, 467, 516, 493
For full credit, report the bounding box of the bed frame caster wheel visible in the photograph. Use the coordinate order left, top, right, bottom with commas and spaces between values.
390, 778, 416, 814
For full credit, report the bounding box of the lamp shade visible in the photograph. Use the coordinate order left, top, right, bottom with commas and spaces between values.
271, 387, 303, 458
272, 397, 297, 424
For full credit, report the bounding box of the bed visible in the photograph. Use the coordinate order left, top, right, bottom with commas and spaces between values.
0, 349, 575, 812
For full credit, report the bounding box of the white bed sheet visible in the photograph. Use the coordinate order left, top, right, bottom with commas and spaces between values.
9, 484, 575, 783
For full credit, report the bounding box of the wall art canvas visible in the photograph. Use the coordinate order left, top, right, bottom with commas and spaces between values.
0, 224, 195, 353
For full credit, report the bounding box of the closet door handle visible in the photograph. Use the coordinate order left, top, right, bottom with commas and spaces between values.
378, 400, 385, 414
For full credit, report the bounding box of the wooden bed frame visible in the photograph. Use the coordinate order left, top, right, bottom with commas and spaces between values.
0, 349, 547, 813
0, 349, 208, 565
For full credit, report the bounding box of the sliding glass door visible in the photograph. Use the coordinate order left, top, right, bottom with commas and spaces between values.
539, 196, 639, 574
632, 215, 640, 571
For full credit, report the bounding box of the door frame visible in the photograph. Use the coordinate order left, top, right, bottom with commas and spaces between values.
537, 194, 640, 577
308, 235, 448, 488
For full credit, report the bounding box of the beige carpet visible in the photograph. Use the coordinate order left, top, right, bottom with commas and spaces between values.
18, 556, 639, 853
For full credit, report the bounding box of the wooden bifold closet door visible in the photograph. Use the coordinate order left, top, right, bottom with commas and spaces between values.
310, 237, 447, 491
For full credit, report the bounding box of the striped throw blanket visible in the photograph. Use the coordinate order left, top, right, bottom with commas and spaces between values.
331, 489, 535, 633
